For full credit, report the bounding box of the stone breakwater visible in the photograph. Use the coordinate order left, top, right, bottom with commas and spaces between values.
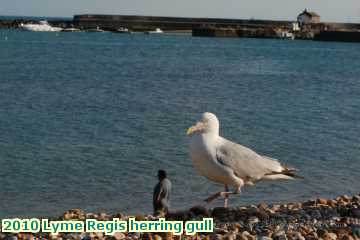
1, 194, 360, 240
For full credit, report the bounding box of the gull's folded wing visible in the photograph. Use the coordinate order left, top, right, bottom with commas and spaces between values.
215, 138, 284, 181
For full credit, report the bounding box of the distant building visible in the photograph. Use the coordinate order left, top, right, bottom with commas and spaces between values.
297, 9, 321, 25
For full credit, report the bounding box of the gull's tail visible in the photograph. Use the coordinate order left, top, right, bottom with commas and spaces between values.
263, 167, 304, 180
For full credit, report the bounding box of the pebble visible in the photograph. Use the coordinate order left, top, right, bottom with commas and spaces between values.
287, 231, 305, 240
86, 212, 98, 218
323, 232, 337, 240
273, 235, 287, 240
259, 237, 272, 240
273, 230, 286, 237
341, 236, 354, 240
328, 199, 338, 207
271, 204, 281, 212
258, 203, 268, 210
341, 195, 351, 202
113, 232, 126, 240
158, 232, 172, 240
4, 236, 18, 240
310, 209, 322, 219
248, 216, 260, 224
211, 234, 224, 240
98, 212, 110, 220
352, 195, 360, 202
238, 231, 256, 240
318, 198, 328, 205
141, 233, 153, 240
351, 208, 360, 218
153, 234, 162, 240
352, 227, 360, 238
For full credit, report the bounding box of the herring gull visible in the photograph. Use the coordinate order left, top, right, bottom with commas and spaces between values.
187, 112, 301, 207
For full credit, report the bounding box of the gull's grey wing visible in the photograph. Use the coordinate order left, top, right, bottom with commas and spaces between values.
215, 138, 284, 181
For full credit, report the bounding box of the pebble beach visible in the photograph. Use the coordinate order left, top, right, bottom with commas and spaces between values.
1, 194, 360, 240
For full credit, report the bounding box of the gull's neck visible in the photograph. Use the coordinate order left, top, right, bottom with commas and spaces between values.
202, 131, 219, 142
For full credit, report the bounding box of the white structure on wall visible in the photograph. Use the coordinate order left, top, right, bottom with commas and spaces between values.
292, 22, 300, 31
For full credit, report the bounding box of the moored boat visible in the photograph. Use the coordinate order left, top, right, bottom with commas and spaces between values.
62, 27, 81, 32
19, 20, 62, 32
114, 27, 130, 33
146, 28, 164, 34
86, 26, 105, 32
277, 31, 295, 40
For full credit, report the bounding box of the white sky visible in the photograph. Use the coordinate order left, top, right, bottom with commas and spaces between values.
1, 0, 360, 23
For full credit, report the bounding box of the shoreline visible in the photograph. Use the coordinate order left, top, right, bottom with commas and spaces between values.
1, 194, 360, 239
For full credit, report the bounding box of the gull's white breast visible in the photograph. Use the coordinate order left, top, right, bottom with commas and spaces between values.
189, 134, 233, 184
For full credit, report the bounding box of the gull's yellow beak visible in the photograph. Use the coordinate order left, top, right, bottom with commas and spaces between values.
187, 126, 197, 136
187, 122, 204, 136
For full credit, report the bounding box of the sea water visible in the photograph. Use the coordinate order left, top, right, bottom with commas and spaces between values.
0, 29, 359, 217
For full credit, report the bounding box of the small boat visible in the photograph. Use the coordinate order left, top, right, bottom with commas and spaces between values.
114, 27, 130, 33
62, 27, 81, 32
278, 31, 295, 40
146, 28, 164, 34
86, 26, 105, 32
19, 20, 62, 32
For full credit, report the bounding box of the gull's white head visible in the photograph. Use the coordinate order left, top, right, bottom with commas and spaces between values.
187, 112, 220, 136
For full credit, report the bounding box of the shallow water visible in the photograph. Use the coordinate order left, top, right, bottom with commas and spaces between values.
0, 30, 359, 218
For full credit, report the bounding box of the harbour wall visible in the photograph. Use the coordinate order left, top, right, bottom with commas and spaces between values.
1, 14, 359, 32
1, 14, 360, 42
72, 14, 294, 31
314, 30, 360, 42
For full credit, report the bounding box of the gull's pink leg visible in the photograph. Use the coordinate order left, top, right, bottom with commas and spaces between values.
204, 186, 241, 206
224, 185, 229, 208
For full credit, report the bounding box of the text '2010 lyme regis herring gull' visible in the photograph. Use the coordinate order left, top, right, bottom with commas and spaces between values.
187, 112, 302, 208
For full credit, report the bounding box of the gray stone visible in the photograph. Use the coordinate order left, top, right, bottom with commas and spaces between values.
4, 236, 18, 240
288, 232, 305, 240
352, 226, 360, 238
310, 210, 322, 219
210, 234, 224, 240
352, 195, 360, 202
190, 205, 210, 217
323, 232, 337, 240
259, 237, 272, 240
248, 216, 260, 224
351, 208, 360, 218
273, 230, 287, 240
273, 234, 287, 240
